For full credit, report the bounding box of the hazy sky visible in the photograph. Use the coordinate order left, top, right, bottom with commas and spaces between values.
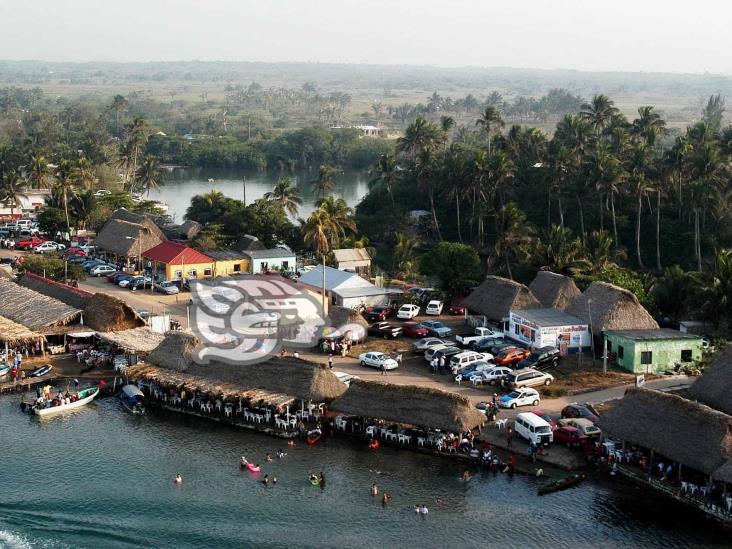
1, 0, 729, 74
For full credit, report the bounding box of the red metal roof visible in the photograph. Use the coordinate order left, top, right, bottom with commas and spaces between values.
142, 241, 213, 265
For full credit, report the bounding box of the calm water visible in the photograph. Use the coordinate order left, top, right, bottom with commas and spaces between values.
0, 394, 728, 549
148, 168, 370, 222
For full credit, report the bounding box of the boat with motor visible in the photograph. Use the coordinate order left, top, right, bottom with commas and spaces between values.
0, 363, 11, 377
33, 386, 100, 417
537, 473, 587, 495
28, 364, 52, 378
119, 384, 145, 414
306, 428, 322, 445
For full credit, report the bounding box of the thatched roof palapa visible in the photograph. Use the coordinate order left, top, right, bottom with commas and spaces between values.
147, 330, 199, 372
94, 209, 166, 258
19, 272, 93, 309
331, 380, 486, 432
689, 345, 732, 416
96, 327, 166, 353
0, 315, 44, 343
598, 387, 732, 476
529, 271, 581, 310
566, 281, 658, 337
0, 279, 82, 330
84, 293, 146, 332
462, 275, 541, 321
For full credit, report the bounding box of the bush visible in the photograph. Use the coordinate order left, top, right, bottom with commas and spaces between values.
20, 254, 86, 282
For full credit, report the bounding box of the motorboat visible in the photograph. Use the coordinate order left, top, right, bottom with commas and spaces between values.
28, 364, 52, 378
119, 384, 145, 414
33, 386, 100, 417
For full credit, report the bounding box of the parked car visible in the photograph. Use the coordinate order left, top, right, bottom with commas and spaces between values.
471, 365, 513, 385
83, 259, 106, 271
396, 304, 420, 320
517, 346, 562, 371
492, 342, 521, 355
413, 337, 446, 353
34, 241, 66, 253
105, 271, 124, 281
359, 351, 398, 370
111, 273, 134, 284
16, 236, 45, 250
67, 255, 88, 265
515, 412, 554, 445
472, 337, 505, 353
63, 247, 87, 258
457, 363, 506, 383
561, 404, 600, 423
424, 300, 443, 315
367, 322, 402, 339
502, 368, 554, 388
420, 320, 452, 337
154, 280, 180, 294
365, 306, 394, 322
93, 189, 112, 197
494, 347, 531, 366
447, 304, 466, 315
499, 388, 540, 409
558, 418, 602, 438
90, 264, 118, 276
129, 277, 153, 291
401, 321, 429, 338
119, 275, 142, 288
449, 350, 493, 371
423, 344, 453, 362
455, 326, 503, 347
432, 346, 463, 364
531, 409, 557, 430
553, 425, 588, 447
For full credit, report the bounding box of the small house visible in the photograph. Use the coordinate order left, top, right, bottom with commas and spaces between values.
333, 248, 371, 276
528, 271, 581, 310
508, 308, 591, 355
95, 209, 167, 265
298, 265, 398, 309
604, 329, 703, 374
207, 250, 251, 277
462, 276, 541, 323
143, 241, 215, 282
243, 248, 296, 274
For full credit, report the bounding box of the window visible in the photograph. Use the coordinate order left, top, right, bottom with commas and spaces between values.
681, 349, 693, 362
233, 263, 241, 272
282, 261, 289, 270
618, 345, 624, 359
174, 270, 182, 279
641, 351, 653, 365
204, 268, 212, 276
530, 330, 536, 342
188, 269, 197, 278
514, 324, 520, 335
261, 262, 269, 272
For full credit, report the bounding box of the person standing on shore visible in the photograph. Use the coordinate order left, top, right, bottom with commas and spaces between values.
380, 362, 386, 376
506, 426, 513, 449
328, 354, 333, 369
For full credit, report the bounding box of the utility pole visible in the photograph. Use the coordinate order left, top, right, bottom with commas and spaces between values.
242, 177, 247, 205
587, 299, 595, 362
603, 336, 608, 376
321, 254, 326, 313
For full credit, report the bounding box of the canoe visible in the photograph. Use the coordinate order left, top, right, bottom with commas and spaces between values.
538, 473, 587, 495
307, 430, 322, 445
33, 386, 99, 417
0, 364, 10, 377
28, 364, 52, 378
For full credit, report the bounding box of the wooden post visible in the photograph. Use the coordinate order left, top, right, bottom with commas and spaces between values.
648, 449, 654, 480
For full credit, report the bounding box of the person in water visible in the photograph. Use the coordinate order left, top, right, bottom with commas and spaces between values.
240, 456, 248, 466
420, 504, 429, 517
318, 472, 326, 486
309, 473, 319, 483
288, 440, 296, 447
262, 475, 269, 485
276, 449, 286, 459
174, 474, 183, 484
381, 493, 390, 505
273, 477, 278, 485
371, 484, 378, 496
462, 469, 471, 482
266, 454, 273, 462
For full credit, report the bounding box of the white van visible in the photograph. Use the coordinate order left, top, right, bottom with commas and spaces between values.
514, 412, 554, 445
449, 350, 492, 371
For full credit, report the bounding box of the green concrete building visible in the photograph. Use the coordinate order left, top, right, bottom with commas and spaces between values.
604, 329, 703, 374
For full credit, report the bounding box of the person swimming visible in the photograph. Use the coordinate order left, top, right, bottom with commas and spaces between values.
276, 449, 286, 459
371, 484, 378, 496
266, 454, 273, 462
318, 472, 326, 486
381, 493, 390, 505
273, 477, 278, 485
288, 440, 296, 447
414, 504, 420, 513
240, 456, 248, 466
174, 474, 183, 484
420, 504, 429, 517
462, 469, 471, 482
262, 474, 269, 485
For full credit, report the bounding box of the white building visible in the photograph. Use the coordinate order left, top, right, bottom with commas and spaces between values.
298, 265, 398, 309
507, 308, 591, 355
243, 248, 296, 274
332, 248, 371, 275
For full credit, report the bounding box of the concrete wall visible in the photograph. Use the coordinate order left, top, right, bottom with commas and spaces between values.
606, 334, 702, 374
251, 256, 295, 274
214, 258, 250, 277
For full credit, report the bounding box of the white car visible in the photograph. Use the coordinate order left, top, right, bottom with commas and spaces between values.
359, 352, 399, 370
413, 337, 446, 353
397, 304, 420, 319
34, 241, 66, 253
424, 344, 453, 362
93, 189, 111, 197
499, 388, 541, 409
472, 366, 513, 385
449, 350, 493, 370
90, 264, 117, 276
154, 280, 180, 294
425, 300, 443, 315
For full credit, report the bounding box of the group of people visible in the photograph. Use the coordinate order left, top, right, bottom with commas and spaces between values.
429, 355, 448, 374
34, 384, 82, 409
321, 338, 352, 358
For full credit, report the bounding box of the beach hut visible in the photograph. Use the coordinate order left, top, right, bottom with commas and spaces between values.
0, 278, 82, 331
94, 209, 166, 265
565, 281, 658, 339
528, 271, 581, 310
0, 315, 45, 356
689, 346, 732, 415
95, 327, 167, 354
330, 380, 485, 433
146, 330, 199, 372
462, 276, 541, 323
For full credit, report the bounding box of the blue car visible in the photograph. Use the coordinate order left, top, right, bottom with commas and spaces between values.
499, 388, 540, 409
420, 320, 452, 338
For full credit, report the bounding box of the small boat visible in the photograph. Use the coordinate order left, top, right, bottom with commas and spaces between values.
245, 463, 260, 473
0, 364, 11, 377
538, 473, 587, 495
33, 386, 100, 417
306, 429, 322, 446
119, 384, 145, 414
28, 364, 52, 378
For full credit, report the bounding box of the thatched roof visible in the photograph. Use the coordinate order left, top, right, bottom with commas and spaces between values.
95, 209, 166, 258
462, 276, 541, 321
0, 315, 44, 343
84, 293, 146, 332
96, 327, 166, 352
19, 273, 93, 309
598, 387, 732, 476
331, 380, 486, 432
0, 279, 82, 329
566, 281, 658, 337
147, 331, 199, 372
528, 271, 581, 310
329, 305, 368, 328
689, 345, 732, 415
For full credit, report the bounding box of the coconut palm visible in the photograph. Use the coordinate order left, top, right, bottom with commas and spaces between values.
302, 209, 331, 255
579, 94, 619, 136
585, 230, 627, 272
392, 232, 418, 279
75, 155, 96, 189
29, 155, 51, 189
533, 224, 590, 275
632, 106, 666, 146
397, 116, 442, 160
135, 155, 164, 196
475, 106, 504, 155
69, 190, 96, 231
415, 148, 442, 240
368, 153, 400, 208
108, 94, 128, 136
54, 160, 76, 230
492, 202, 534, 279
119, 117, 150, 188
624, 142, 655, 270
586, 144, 622, 242
315, 196, 356, 248
310, 164, 337, 201
440, 144, 467, 242
264, 177, 303, 217
0, 170, 24, 219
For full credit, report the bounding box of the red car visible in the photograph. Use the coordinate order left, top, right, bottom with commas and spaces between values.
401, 321, 429, 338
553, 425, 588, 447
63, 247, 87, 259
365, 306, 394, 322
106, 271, 125, 282
16, 237, 45, 250
561, 404, 600, 423
447, 304, 466, 315
494, 347, 531, 366
531, 409, 557, 430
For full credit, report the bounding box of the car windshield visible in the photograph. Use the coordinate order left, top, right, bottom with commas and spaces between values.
536, 426, 551, 434
432, 322, 445, 328
507, 391, 520, 399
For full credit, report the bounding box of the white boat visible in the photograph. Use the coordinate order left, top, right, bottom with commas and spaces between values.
33, 386, 100, 417
119, 384, 145, 414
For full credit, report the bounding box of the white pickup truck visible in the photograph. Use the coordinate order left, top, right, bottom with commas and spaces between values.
455, 326, 504, 347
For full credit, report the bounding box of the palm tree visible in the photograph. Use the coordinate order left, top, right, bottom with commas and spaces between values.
475, 106, 504, 155
533, 224, 590, 275
652, 265, 694, 321
108, 94, 128, 136
397, 116, 442, 160
392, 232, 418, 279
135, 155, 163, 196
29, 155, 51, 189
632, 106, 666, 146
368, 154, 400, 208
302, 209, 331, 255
54, 160, 76, 231
415, 148, 442, 240
439, 115, 455, 148
75, 155, 96, 189
491, 202, 534, 279
585, 230, 627, 272
311, 164, 337, 201
440, 144, 467, 242
586, 144, 622, 243
69, 190, 96, 231
315, 196, 356, 249
264, 177, 303, 217
579, 94, 619, 136
120, 117, 150, 188
0, 170, 24, 220
624, 143, 654, 270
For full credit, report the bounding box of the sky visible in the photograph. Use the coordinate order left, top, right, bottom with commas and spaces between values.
0, 0, 729, 74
